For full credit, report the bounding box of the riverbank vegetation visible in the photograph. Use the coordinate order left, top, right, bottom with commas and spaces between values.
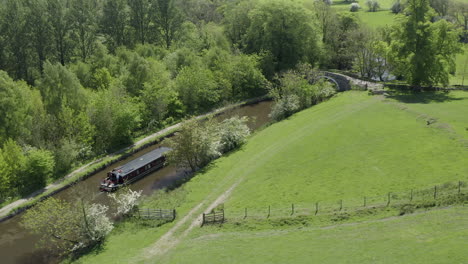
73, 90, 468, 263
21, 188, 141, 254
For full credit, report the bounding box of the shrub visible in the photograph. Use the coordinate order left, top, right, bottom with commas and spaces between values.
108, 188, 143, 216
218, 116, 251, 153
350, 3, 360, 12
269, 94, 300, 121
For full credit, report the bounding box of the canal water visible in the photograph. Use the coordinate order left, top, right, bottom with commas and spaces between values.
0, 100, 272, 264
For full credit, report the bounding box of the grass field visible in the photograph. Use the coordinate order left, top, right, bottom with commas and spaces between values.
451, 44, 468, 85
74, 91, 468, 264
160, 206, 468, 264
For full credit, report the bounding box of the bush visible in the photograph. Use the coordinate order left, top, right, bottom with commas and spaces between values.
218, 116, 251, 153
269, 94, 300, 121
350, 3, 360, 12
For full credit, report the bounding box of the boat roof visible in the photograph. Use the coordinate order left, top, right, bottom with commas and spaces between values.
114, 147, 171, 176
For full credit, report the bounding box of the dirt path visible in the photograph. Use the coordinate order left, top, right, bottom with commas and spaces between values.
134, 179, 242, 263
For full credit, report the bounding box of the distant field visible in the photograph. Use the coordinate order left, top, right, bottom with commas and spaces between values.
75, 91, 468, 264
358, 10, 396, 28
451, 44, 468, 85
161, 206, 468, 264
331, 0, 394, 12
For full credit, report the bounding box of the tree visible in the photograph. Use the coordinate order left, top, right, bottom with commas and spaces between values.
451, 1, 468, 42
324, 12, 361, 69
128, 0, 152, 44
46, 0, 73, 65
430, 0, 450, 17
242, 0, 321, 72
223, 0, 255, 49
1, 139, 26, 195
0, 71, 43, 144
0, 152, 12, 202
87, 80, 141, 153
166, 119, 220, 171
69, 0, 99, 61
101, 0, 130, 52
181, 0, 223, 24
175, 66, 220, 113
391, 0, 405, 14
1, 0, 29, 80
390, 0, 462, 87
151, 0, 184, 49
21, 197, 113, 252
25, 0, 52, 74
21, 148, 55, 195
138, 61, 182, 129
38, 61, 86, 115
366, 0, 380, 12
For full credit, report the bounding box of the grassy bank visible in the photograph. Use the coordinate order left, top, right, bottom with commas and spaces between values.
161, 206, 468, 264
74, 91, 468, 264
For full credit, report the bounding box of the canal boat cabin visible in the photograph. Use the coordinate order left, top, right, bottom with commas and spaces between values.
99, 147, 171, 192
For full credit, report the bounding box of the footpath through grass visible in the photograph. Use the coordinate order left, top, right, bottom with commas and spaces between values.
74, 91, 468, 264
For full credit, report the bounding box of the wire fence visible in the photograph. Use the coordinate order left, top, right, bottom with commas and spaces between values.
223, 180, 467, 220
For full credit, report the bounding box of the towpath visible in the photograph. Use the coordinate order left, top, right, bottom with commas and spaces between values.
0, 97, 267, 219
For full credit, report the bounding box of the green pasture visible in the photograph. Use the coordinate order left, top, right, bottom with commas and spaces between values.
451, 44, 468, 86
220, 91, 467, 210
74, 91, 468, 264
385, 90, 468, 140
161, 206, 468, 264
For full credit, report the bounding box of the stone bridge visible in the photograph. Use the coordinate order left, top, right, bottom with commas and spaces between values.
313, 71, 384, 92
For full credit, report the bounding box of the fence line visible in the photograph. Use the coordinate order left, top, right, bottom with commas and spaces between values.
223, 180, 467, 221
202, 209, 225, 226
133, 208, 176, 221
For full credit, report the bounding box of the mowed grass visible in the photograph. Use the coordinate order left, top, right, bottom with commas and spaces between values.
218, 91, 467, 210
75, 91, 468, 264
451, 44, 468, 85
358, 10, 396, 28
386, 90, 468, 140
160, 206, 468, 264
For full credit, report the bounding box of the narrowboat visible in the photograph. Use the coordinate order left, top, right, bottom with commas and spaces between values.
99, 147, 172, 192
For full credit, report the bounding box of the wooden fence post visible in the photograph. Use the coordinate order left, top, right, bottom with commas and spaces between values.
244, 208, 247, 219
459, 181, 462, 194
434, 185, 437, 199
387, 192, 391, 206
173, 209, 176, 221
315, 202, 319, 215
291, 203, 294, 215
410, 189, 413, 201
339, 200, 343, 211
267, 205, 270, 218
222, 209, 225, 223
202, 213, 205, 226
363, 197, 366, 207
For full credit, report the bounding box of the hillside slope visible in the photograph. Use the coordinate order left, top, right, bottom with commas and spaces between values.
76, 91, 468, 264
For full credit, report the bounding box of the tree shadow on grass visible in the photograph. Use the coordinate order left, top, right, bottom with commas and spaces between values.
385, 90, 466, 104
